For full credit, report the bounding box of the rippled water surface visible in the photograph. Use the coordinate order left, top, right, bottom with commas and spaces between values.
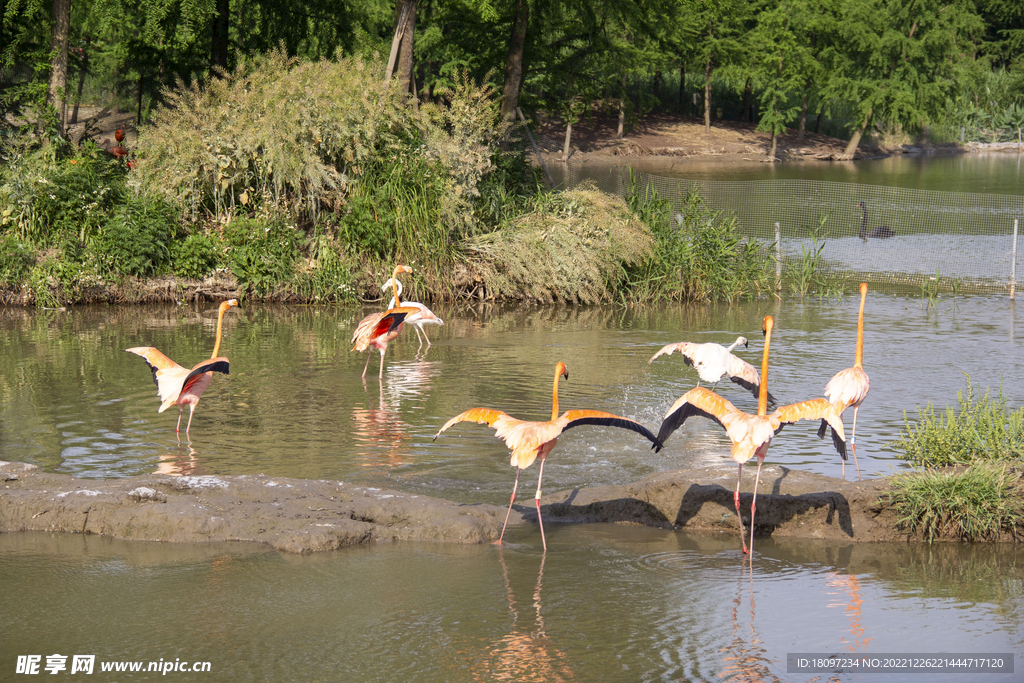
2, 530, 1021, 682
2, 295, 1023, 681
2, 295, 1021, 496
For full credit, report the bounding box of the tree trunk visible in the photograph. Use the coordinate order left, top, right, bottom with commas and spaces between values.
69, 57, 86, 125
397, 0, 418, 101
769, 132, 778, 158
617, 102, 625, 138
48, 0, 70, 128
814, 101, 823, 133
211, 0, 230, 72
703, 58, 713, 132
562, 121, 572, 161
136, 74, 144, 126
499, 0, 529, 121
741, 77, 752, 122
652, 70, 661, 99
798, 83, 809, 139
843, 107, 872, 157
678, 64, 685, 113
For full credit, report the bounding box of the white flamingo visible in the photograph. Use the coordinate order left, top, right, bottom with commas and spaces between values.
650, 336, 776, 404
382, 276, 444, 349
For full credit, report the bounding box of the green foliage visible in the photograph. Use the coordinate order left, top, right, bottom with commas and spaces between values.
0, 234, 36, 286
25, 252, 98, 307
133, 49, 409, 219
91, 196, 177, 278
463, 186, 654, 304
292, 231, 358, 304
223, 215, 302, 296
893, 377, 1024, 468
623, 176, 773, 303
171, 233, 223, 280
888, 463, 1024, 542
0, 143, 126, 247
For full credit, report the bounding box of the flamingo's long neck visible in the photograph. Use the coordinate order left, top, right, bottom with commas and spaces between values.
758, 319, 773, 416
551, 366, 563, 421
859, 206, 867, 238
211, 304, 228, 358
391, 267, 404, 306
854, 283, 866, 369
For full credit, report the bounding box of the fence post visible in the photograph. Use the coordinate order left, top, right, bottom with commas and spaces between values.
775, 221, 782, 293
1012, 218, 1019, 301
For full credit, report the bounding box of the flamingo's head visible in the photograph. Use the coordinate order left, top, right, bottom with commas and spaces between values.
762, 315, 774, 337
855, 201, 865, 208
220, 299, 239, 313
736, 336, 748, 348
555, 362, 568, 382
859, 282, 868, 296
393, 264, 413, 278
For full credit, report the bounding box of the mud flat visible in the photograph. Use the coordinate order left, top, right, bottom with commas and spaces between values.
0, 459, 981, 552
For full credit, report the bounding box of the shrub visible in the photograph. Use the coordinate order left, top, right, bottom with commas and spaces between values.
463, 186, 654, 304
92, 197, 177, 278
171, 233, 223, 280
888, 463, 1024, 542
893, 377, 1024, 468
223, 215, 302, 295
623, 177, 773, 303
0, 235, 36, 286
0, 143, 125, 247
292, 232, 358, 303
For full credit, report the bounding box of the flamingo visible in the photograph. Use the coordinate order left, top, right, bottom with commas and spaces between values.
351, 265, 421, 379
649, 336, 777, 404
434, 362, 663, 551
822, 282, 871, 480
381, 276, 443, 349
126, 299, 239, 435
656, 315, 846, 554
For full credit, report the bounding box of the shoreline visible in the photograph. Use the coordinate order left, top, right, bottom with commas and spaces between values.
2, 459, 1012, 552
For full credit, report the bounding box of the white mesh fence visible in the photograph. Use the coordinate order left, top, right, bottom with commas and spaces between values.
560, 164, 1024, 295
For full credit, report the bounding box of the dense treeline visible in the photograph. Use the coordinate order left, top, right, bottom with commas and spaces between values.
1, 1, 1022, 307
3, 0, 1023, 146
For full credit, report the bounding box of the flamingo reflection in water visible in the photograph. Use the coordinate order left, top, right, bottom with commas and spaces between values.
351, 359, 441, 469
827, 573, 873, 652
719, 561, 783, 683
474, 552, 575, 683
153, 442, 203, 476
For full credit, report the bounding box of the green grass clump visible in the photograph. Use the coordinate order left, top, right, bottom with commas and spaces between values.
223, 215, 303, 296
463, 186, 654, 304
888, 463, 1024, 542
622, 176, 773, 303
92, 197, 177, 278
0, 234, 35, 286
893, 377, 1024, 468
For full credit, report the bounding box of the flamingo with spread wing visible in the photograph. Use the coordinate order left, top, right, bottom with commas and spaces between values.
127, 299, 239, 435
434, 362, 663, 551
656, 316, 846, 554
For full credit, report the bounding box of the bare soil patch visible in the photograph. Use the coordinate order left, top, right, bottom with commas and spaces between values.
530, 112, 961, 164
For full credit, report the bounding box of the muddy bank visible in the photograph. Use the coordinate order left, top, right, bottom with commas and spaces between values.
5, 459, 1007, 551
0, 461, 507, 553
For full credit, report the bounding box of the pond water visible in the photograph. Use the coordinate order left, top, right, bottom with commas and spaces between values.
2, 295, 1023, 680
2, 295, 1022, 492
2, 529, 1021, 682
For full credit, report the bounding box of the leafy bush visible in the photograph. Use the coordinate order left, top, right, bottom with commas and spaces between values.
223, 215, 302, 295
0, 143, 125, 247
292, 232, 358, 303
92, 197, 177, 278
133, 49, 411, 218
26, 252, 98, 307
888, 463, 1024, 542
463, 186, 654, 303
893, 377, 1024, 468
0, 235, 36, 286
171, 233, 223, 280
623, 177, 773, 303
